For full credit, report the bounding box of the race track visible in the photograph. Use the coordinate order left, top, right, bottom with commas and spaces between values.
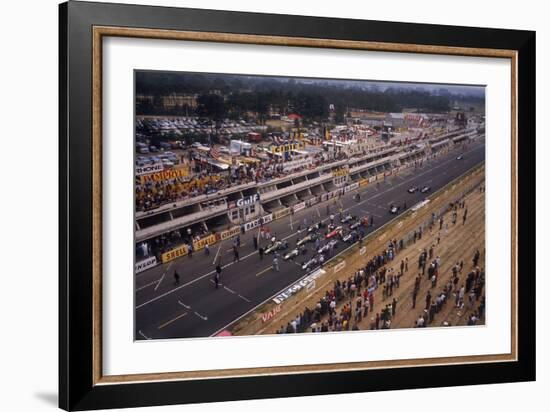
135, 138, 485, 339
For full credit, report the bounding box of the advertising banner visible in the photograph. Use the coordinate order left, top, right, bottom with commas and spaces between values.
140, 167, 189, 184
219, 226, 241, 241
261, 305, 282, 323
274, 208, 291, 219
261, 213, 273, 224
273, 268, 326, 304
192, 234, 217, 251
293, 202, 306, 213
161, 244, 188, 263
135, 164, 163, 176
344, 182, 359, 193
236, 194, 259, 208
135, 256, 158, 273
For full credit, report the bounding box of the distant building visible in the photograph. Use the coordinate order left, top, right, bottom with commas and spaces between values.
385, 113, 406, 128
162, 93, 198, 109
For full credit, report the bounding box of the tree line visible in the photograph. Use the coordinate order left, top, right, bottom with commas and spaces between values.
136, 71, 482, 120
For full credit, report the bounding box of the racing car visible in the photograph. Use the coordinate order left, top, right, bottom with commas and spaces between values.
340, 214, 355, 224
298, 232, 321, 246
456, 155, 464, 160
301, 256, 318, 271
420, 185, 431, 193
264, 239, 289, 254
307, 222, 325, 233
317, 239, 338, 254
325, 226, 343, 239
284, 246, 306, 260
349, 220, 363, 230
342, 230, 358, 243
408, 186, 418, 193
389, 204, 400, 214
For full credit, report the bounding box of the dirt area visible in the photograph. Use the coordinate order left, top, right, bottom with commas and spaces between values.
231, 165, 485, 335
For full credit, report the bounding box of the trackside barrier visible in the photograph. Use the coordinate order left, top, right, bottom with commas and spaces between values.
192, 234, 217, 251
161, 244, 188, 263
219, 226, 241, 241
135, 256, 158, 273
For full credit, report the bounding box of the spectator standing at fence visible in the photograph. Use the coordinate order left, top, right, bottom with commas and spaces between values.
425, 290, 432, 310
473, 249, 480, 267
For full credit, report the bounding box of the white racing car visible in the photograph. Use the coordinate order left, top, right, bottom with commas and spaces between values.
349, 221, 362, 230
307, 222, 325, 233
340, 214, 355, 224
301, 256, 318, 271
284, 247, 301, 260
317, 239, 338, 254
342, 230, 358, 243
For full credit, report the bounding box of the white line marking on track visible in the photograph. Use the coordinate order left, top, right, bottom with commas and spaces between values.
138, 330, 150, 340
136, 279, 161, 292
154, 273, 165, 291
224, 286, 237, 294
238, 294, 251, 303
178, 300, 191, 309
194, 311, 208, 321
212, 244, 221, 264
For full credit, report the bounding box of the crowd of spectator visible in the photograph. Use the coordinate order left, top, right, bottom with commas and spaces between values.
275, 201, 485, 334
276, 239, 403, 334
135, 141, 391, 212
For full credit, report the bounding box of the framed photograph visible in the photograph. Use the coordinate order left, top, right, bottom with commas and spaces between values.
59, 1, 535, 410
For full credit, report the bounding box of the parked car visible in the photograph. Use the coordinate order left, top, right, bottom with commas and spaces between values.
162, 159, 175, 168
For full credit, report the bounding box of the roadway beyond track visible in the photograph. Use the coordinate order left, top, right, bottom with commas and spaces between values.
135, 138, 485, 340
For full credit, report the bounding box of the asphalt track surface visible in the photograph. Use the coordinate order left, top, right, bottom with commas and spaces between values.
135, 138, 485, 340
